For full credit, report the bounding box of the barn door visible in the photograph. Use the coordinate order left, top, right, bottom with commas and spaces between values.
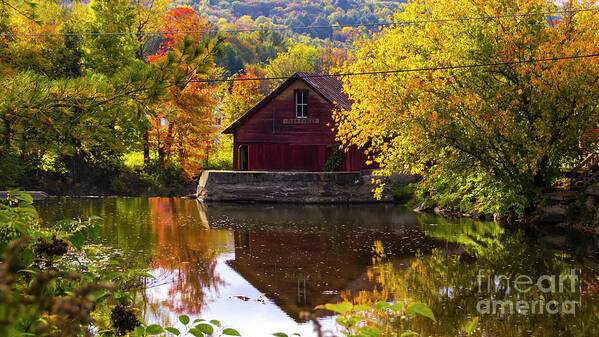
239, 145, 249, 170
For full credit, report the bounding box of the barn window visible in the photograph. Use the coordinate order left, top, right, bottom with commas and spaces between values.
295, 90, 308, 118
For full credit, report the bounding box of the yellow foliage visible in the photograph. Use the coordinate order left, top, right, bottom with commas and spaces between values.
333, 0, 599, 214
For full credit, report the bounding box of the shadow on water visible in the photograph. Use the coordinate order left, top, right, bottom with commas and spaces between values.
35, 197, 599, 336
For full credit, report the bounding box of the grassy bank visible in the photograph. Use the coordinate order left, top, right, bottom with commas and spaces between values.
0, 150, 233, 197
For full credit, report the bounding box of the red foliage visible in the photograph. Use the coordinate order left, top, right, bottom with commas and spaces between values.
145, 6, 219, 180
146, 6, 210, 62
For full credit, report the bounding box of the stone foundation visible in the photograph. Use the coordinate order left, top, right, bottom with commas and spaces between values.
0, 191, 49, 200
196, 170, 417, 203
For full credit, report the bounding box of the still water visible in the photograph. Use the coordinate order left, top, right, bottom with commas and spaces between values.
37, 197, 599, 337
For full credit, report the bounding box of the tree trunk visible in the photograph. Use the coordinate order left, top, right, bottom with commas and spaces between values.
2, 117, 11, 148
533, 155, 550, 191
178, 138, 185, 170
143, 129, 150, 165
164, 122, 175, 166
158, 129, 165, 166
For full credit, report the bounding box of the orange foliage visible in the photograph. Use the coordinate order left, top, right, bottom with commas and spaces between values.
146, 6, 210, 63
147, 198, 227, 314
146, 7, 220, 180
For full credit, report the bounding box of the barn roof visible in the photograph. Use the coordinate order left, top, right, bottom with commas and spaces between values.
297, 72, 352, 110
221, 72, 351, 134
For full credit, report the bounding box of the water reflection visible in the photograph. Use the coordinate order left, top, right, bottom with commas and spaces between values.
352, 216, 599, 337
204, 203, 455, 322
36, 198, 599, 336
146, 198, 229, 315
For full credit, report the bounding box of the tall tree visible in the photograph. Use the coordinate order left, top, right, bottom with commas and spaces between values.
0, 1, 222, 187
334, 0, 599, 216
131, 0, 173, 164
146, 6, 224, 180
262, 43, 346, 89
219, 67, 264, 125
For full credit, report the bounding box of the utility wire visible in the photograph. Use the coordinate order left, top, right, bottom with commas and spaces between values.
1, 8, 597, 37
188, 53, 599, 83
5, 53, 598, 129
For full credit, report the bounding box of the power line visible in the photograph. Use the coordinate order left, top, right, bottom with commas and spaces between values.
188, 53, 599, 83
4, 54, 598, 129
1, 8, 597, 37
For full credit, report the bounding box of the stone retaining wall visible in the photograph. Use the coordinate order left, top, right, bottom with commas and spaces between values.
196, 170, 417, 203
0, 191, 49, 200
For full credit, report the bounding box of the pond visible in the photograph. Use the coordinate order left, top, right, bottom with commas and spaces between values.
36, 197, 599, 337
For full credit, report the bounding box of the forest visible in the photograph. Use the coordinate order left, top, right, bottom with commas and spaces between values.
0, 0, 392, 197
202, 0, 400, 75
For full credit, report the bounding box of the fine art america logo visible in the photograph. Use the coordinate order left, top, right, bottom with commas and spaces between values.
476, 269, 580, 315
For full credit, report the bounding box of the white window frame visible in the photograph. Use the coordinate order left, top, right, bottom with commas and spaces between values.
295, 90, 308, 118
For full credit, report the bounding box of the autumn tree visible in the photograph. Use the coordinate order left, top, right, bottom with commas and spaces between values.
219, 67, 264, 125
334, 0, 599, 216
215, 22, 289, 75
0, 1, 222, 188
209, 67, 265, 169
146, 6, 224, 180
262, 43, 346, 89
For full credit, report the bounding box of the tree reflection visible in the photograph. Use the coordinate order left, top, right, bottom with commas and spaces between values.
145, 198, 228, 315
348, 217, 599, 336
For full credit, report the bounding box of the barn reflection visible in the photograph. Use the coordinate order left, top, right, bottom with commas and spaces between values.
201, 203, 457, 321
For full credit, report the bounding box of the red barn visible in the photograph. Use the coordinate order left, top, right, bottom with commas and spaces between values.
222, 72, 372, 171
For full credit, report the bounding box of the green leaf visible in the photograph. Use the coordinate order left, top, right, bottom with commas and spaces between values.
114, 291, 134, 304
464, 316, 479, 334
146, 324, 164, 335
91, 289, 107, 301
21, 205, 37, 217
70, 231, 84, 252
356, 326, 380, 337
166, 327, 181, 335
375, 301, 391, 310
336, 316, 351, 328
196, 323, 213, 334
188, 328, 204, 337
179, 314, 190, 325
273, 333, 288, 337
222, 328, 241, 336
20, 248, 34, 266
390, 302, 404, 312
407, 303, 436, 322
353, 304, 372, 312
134, 326, 145, 337
193, 318, 205, 324
12, 220, 25, 233
400, 332, 419, 337
209, 319, 221, 327
325, 302, 353, 315
16, 192, 33, 205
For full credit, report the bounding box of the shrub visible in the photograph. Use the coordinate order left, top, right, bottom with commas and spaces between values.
0, 150, 21, 190
142, 159, 184, 187
204, 157, 233, 170
324, 144, 344, 172
110, 174, 134, 195
392, 183, 416, 204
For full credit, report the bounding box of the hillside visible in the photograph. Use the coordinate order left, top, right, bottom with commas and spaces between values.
196, 0, 401, 40
189, 1, 402, 74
